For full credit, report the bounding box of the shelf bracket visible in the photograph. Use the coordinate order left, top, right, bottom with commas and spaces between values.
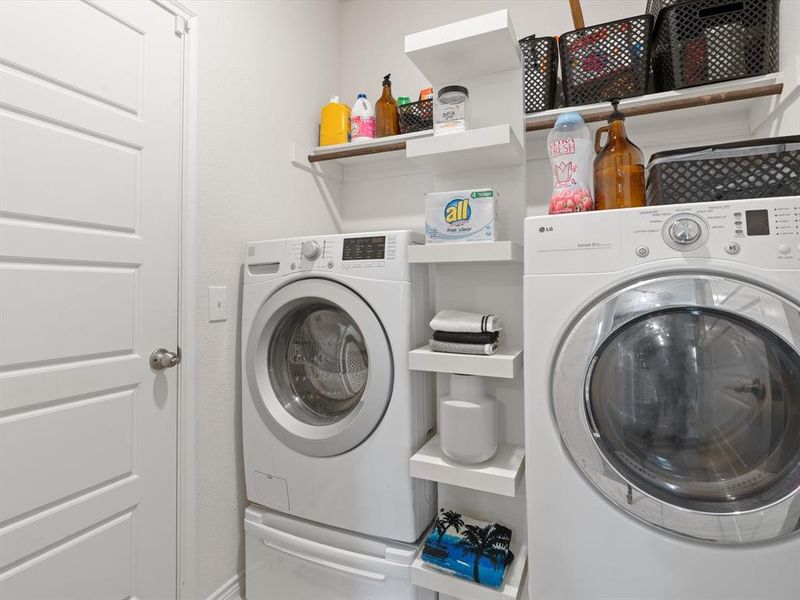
289, 142, 344, 233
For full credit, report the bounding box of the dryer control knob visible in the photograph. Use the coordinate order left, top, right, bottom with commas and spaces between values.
669, 218, 702, 245
301, 241, 321, 260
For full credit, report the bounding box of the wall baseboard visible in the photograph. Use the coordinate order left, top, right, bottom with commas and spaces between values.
206, 573, 243, 600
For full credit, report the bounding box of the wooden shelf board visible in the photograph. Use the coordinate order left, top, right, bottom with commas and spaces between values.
525, 73, 783, 132
410, 435, 525, 497
408, 346, 522, 379
407, 241, 522, 264
411, 540, 528, 600
308, 130, 432, 165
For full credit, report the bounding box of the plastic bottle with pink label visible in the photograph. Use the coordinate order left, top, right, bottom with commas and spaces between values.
350, 93, 376, 143
547, 112, 594, 214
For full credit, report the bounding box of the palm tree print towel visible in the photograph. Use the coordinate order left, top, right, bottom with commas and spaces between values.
421, 509, 514, 588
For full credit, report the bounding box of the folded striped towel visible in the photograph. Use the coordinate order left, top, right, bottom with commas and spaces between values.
433, 330, 499, 344
429, 339, 498, 355
430, 310, 501, 333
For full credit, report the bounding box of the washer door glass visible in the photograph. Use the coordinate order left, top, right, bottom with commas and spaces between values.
588, 307, 800, 509
269, 302, 368, 426
246, 278, 393, 458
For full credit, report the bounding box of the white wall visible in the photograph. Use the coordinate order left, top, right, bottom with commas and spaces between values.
183, 2, 341, 597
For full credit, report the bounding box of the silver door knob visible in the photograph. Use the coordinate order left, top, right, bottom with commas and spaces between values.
150, 347, 181, 371
301, 241, 321, 260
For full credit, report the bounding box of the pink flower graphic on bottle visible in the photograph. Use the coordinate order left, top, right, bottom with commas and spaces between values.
554, 161, 578, 185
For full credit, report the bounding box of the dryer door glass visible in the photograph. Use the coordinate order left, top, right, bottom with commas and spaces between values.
552, 274, 800, 543
587, 307, 800, 510
269, 302, 368, 426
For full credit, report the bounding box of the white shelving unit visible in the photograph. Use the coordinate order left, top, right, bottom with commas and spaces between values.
411, 542, 528, 600
408, 241, 522, 264
408, 346, 522, 379
410, 435, 525, 497
404, 9, 521, 84
406, 124, 523, 174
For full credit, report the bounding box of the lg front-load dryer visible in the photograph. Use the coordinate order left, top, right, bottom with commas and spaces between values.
242, 231, 436, 542
524, 198, 800, 600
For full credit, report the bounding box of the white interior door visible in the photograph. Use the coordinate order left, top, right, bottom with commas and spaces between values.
0, 1, 184, 598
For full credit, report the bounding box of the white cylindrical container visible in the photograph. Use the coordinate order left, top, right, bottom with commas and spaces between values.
434, 85, 469, 136
439, 374, 497, 464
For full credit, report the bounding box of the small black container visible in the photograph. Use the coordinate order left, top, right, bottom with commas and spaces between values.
398, 99, 433, 134
651, 0, 780, 91
559, 15, 653, 106
520, 35, 558, 114
646, 136, 800, 205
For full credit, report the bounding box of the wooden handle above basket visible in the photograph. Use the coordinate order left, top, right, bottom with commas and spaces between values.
568, 0, 585, 29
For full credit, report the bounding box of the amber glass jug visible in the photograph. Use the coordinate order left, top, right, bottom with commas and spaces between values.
376, 73, 399, 138
593, 99, 646, 210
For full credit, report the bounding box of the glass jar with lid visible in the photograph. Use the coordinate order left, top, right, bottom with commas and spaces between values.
434, 85, 469, 135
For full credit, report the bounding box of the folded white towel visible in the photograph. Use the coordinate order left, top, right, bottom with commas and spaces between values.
430, 310, 501, 333
429, 339, 499, 356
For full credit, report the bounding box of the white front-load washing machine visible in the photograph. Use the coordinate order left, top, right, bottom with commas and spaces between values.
242, 231, 436, 543
524, 197, 800, 599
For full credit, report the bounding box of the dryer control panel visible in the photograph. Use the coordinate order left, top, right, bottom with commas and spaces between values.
525, 197, 800, 275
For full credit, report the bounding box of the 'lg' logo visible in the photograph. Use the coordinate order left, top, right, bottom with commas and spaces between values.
539, 226, 553, 233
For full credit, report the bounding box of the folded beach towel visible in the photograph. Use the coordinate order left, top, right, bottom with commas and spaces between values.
430, 310, 501, 333
421, 509, 514, 589
429, 339, 498, 356
432, 330, 499, 344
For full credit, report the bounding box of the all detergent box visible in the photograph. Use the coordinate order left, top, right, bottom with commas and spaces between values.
425, 188, 498, 244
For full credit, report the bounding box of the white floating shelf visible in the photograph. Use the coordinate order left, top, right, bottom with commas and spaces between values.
405, 9, 521, 85
410, 435, 525, 497
406, 124, 523, 174
411, 541, 528, 600
408, 241, 522, 264
409, 345, 522, 379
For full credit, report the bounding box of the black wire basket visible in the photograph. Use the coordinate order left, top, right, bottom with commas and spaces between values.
559, 15, 654, 107
651, 0, 780, 91
520, 35, 558, 114
646, 0, 691, 18
646, 136, 800, 205
398, 99, 433, 134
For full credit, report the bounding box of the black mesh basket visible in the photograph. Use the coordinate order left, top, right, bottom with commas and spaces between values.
520, 35, 558, 114
646, 136, 800, 205
646, 0, 691, 18
398, 99, 433, 134
652, 0, 779, 91
559, 15, 653, 107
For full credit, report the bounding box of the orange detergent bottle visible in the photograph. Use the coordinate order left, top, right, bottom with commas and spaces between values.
320, 96, 350, 146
